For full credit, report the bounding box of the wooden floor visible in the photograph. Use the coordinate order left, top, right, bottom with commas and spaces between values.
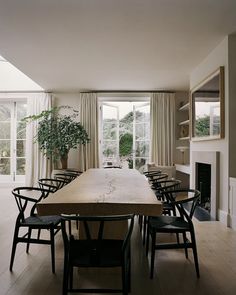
1, 185, 236, 295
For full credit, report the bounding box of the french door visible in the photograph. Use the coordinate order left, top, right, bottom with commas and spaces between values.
0, 101, 27, 182
100, 103, 119, 166
133, 103, 150, 170
100, 101, 150, 171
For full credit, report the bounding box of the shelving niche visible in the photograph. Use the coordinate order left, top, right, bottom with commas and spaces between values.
176, 101, 190, 165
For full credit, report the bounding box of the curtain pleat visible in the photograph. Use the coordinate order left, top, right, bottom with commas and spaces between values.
150, 93, 175, 166
78, 93, 99, 171
25, 93, 52, 186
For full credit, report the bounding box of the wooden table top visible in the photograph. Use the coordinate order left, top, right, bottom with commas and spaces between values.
37, 168, 162, 216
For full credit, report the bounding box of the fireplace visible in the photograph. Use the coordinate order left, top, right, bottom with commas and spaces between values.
191, 151, 219, 219
196, 163, 211, 213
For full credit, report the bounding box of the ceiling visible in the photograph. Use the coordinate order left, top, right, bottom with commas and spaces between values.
0, 0, 236, 92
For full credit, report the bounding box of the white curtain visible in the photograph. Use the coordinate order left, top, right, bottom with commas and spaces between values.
25, 93, 52, 186
150, 93, 175, 166
78, 93, 99, 171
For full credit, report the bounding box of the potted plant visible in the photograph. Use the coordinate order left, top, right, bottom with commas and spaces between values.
23, 105, 89, 169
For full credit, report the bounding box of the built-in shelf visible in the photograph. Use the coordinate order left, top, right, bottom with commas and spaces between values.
175, 164, 190, 174
178, 136, 190, 140
179, 119, 189, 126
176, 146, 189, 151
178, 101, 190, 140
179, 102, 189, 111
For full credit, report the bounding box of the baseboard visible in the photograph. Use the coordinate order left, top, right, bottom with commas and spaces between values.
228, 214, 236, 230
218, 209, 229, 226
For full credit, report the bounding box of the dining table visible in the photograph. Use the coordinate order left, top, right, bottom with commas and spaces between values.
37, 168, 162, 217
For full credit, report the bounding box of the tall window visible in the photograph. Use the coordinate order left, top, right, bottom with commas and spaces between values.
0, 101, 27, 182
100, 99, 150, 172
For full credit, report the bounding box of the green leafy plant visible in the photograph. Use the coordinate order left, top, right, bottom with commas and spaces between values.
119, 133, 133, 157
23, 106, 90, 168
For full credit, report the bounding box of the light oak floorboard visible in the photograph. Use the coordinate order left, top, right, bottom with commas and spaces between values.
1, 186, 236, 294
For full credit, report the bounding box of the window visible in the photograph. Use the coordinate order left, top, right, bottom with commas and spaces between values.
99, 98, 150, 172
0, 101, 27, 182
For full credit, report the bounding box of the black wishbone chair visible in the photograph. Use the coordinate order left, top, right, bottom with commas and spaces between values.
143, 170, 162, 182
39, 177, 79, 235
54, 171, 80, 184
149, 173, 169, 189
146, 189, 201, 279
139, 173, 168, 236
64, 169, 83, 175
10, 187, 61, 273
152, 179, 182, 215
38, 178, 67, 191
61, 214, 134, 295
141, 179, 181, 245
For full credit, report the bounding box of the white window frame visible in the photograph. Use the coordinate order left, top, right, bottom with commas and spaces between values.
0, 95, 27, 183
98, 94, 150, 169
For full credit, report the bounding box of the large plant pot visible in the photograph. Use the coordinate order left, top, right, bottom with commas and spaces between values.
60, 155, 68, 169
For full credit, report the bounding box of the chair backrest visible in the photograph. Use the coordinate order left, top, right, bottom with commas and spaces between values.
163, 189, 201, 223
143, 170, 162, 179
149, 173, 169, 187
103, 166, 122, 169
54, 173, 76, 184
65, 169, 82, 175
61, 214, 134, 253
38, 178, 66, 192
12, 187, 51, 222
153, 179, 182, 200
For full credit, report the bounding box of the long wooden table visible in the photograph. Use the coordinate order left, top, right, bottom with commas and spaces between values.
37, 168, 162, 217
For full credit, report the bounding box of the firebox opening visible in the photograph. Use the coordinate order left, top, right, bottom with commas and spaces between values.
196, 163, 211, 213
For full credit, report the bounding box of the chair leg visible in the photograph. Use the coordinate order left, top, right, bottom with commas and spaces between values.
68, 221, 72, 236
69, 266, 73, 290
190, 229, 200, 278
183, 232, 188, 259
150, 232, 156, 279
127, 250, 131, 293
63, 262, 69, 295
9, 225, 19, 271
138, 215, 143, 232
50, 228, 55, 274
143, 216, 147, 245
26, 228, 32, 253
37, 229, 41, 239
122, 264, 128, 295
146, 222, 150, 256
176, 233, 180, 244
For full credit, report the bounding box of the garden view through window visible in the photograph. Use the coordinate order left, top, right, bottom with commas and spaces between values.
101, 100, 150, 172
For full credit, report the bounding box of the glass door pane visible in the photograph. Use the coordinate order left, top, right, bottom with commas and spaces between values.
15, 102, 27, 180
102, 104, 119, 167
133, 103, 150, 172
0, 101, 26, 182
0, 103, 12, 181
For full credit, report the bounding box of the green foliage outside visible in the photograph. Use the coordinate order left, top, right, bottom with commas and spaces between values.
119, 133, 133, 156
23, 106, 90, 163
195, 115, 210, 136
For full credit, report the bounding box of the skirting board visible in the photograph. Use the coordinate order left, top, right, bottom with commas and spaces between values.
228, 214, 236, 230
218, 209, 230, 226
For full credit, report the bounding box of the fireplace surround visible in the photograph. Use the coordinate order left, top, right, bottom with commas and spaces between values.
191, 151, 220, 219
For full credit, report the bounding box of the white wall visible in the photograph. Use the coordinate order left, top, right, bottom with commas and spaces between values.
190, 37, 229, 224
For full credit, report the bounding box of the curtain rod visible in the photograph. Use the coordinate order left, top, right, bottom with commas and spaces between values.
0, 90, 49, 94
81, 90, 175, 94
0, 90, 175, 94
